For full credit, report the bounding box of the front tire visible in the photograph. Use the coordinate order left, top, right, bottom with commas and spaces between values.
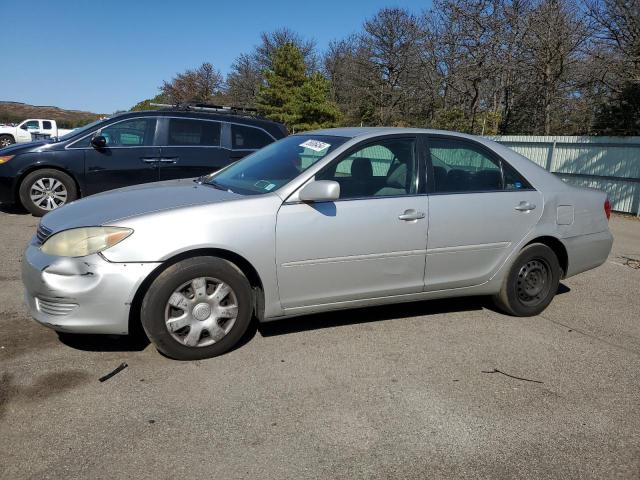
141, 257, 253, 360
493, 243, 561, 317
19, 169, 78, 216
0, 134, 15, 148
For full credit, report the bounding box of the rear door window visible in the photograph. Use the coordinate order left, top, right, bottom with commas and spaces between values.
231, 124, 273, 150
428, 137, 531, 193
42, 121, 53, 130
168, 118, 221, 146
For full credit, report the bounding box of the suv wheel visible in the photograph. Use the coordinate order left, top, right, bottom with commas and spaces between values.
19, 169, 78, 216
493, 243, 561, 317
141, 256, 253, 360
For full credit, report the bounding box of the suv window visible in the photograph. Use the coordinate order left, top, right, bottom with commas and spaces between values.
317, 138, 417, 199
42, 121, 52, 130
429, 138, 531, 193
168, 118, 220, 146
99, 118, 157, 147
232, 124, 272, 150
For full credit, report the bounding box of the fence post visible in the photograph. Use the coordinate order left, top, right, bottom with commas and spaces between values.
545, 140, 557, 172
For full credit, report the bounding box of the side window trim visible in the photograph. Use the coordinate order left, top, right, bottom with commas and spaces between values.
424, 134, 536, 195
312, 134, 424, 202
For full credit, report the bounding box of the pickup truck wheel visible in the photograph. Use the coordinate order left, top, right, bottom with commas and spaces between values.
141, 256, 253, 360
493, 243, 561, 317
0, 135, 15, 148
19, 169, 78, 217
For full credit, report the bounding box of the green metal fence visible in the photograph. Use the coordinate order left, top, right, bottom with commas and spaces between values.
493, 136, 640, 215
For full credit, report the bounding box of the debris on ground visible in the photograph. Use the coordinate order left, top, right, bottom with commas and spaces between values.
481, 368, 543, 384
98, 362, 128, 382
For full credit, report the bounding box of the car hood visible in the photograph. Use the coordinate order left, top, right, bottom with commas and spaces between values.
0, 140, 51, 155
41, 179, 243, 232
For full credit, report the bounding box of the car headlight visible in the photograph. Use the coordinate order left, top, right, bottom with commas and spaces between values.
40, 227, 133, 257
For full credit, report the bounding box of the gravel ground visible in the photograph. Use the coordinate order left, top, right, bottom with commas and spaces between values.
1, 208, 639, 480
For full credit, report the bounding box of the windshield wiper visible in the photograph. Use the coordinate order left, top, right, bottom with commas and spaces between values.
205, 180, 235, 194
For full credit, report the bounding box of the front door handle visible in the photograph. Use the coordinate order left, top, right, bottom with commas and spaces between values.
141, 157, 160, 163
515, 201, 536, 212
398, 209, 426, 221
159, 157, 179, 163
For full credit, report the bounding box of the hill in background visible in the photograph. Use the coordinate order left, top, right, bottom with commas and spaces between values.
0, 101, 104, 128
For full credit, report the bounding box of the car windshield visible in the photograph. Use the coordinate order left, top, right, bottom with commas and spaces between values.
208, 134, 348, 195
56, 118, 109, 142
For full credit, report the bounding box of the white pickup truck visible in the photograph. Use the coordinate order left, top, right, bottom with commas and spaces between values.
0, 119, 74, 147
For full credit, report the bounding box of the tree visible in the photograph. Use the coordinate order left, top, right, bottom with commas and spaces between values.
160, 62, 224, 105
225, 54, 262, 107
256, 43, 340, 131
293, 72, 342, 131
256, 43, 306, 126
130, 93, 166, 111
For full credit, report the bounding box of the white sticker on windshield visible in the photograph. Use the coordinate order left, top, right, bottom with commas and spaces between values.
265, 183, 276, 191
299, 139, 331, 152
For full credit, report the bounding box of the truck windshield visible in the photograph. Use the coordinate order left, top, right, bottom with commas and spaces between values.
207, 134, 348, 195
56, 118, 108, 142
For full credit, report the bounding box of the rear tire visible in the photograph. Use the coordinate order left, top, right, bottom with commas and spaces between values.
141, 256, 253, 360
0, 135, 15, 148
19, 169, 78, 216
493, 243, 561, 317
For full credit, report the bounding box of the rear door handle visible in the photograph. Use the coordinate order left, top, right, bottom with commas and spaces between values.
159, 157, 179, 163
398, 209, 426, 221
141, 157, 160, 163
515, 201, 536, 212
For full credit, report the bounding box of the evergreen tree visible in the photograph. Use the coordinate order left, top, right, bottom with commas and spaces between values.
293, 72, 341, 131
256, 43, 306, 126
257, 43, 340, 131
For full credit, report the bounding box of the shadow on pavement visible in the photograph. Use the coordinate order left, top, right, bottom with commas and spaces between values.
0, 203, 27, 215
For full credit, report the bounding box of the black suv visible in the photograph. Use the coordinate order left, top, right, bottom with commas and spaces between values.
0, 108, 287, 216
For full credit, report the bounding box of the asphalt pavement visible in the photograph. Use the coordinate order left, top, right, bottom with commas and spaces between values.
1, 206, 639, 479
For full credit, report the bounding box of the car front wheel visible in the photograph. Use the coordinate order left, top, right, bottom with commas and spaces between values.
0, 135, 15, 148
141, 256, 253, 360
19, 169, 78, 216
493, 243, 561, 317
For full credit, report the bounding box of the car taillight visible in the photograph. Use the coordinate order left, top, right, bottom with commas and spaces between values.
604, 198, 611, 221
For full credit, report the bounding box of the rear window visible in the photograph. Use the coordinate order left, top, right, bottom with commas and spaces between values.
232, 124, 273, 150
42, 121, 52, 130
168, 119, 220, 146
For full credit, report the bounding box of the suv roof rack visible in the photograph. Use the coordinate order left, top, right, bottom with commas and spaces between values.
150, 102, 267, 120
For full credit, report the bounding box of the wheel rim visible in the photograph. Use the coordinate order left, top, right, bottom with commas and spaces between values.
0, 138, 12, 147
164, 277, 239, 348
30, 178, 68, 211
516, 258, 552, 306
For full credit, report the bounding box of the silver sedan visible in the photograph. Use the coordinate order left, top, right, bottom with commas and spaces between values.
22, 128, 613, 360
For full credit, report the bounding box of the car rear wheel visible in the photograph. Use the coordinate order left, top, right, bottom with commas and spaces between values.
19, 169, 78, 216
493, 243, 561, 317
0, 135, 15, 148
141, 256, 253, 360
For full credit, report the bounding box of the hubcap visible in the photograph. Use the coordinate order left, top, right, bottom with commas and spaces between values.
30, 178, 68, 211
0, 138, 11, 147
516, 259, 551, 306
164, 277, 239, 348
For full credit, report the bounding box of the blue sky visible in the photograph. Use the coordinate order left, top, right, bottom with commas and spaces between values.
1, 0, 431, 113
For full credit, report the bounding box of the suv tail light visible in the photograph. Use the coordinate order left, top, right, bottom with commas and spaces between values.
604, 198, 612, 221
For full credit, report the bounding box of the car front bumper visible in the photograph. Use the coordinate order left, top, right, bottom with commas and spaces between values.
22, 241, 161, 335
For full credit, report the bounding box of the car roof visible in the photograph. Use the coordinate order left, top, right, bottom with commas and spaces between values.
302, 126, 485, 140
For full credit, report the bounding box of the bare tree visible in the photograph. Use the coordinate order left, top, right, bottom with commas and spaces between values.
161, 62, 224, 105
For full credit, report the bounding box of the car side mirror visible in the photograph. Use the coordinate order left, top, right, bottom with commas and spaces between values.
298, 180, 340, 202
91, 135, 107, 149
